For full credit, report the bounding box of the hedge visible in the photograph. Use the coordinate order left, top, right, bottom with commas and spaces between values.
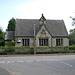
0, 45, 75, 54
36, 47, 68, 53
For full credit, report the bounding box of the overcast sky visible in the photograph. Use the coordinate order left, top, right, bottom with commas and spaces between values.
0, 0, 75, 33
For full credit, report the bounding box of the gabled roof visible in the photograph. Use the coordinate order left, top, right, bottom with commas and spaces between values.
15, 19, 68, 37
15, 19, 39, 36
46, 20, 68, 37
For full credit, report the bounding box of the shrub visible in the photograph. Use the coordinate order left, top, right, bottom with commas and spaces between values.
5, 46, 15, 53
0, 46, 5, 54
6, 40, 15, 46
15, 47, 30, 54
29, 47, 34, 54
0, 46, 75, 54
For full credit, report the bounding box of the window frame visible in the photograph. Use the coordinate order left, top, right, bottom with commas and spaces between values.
39, 38, 49, 46
56, 38, 63, 46
22, 39, 29, 46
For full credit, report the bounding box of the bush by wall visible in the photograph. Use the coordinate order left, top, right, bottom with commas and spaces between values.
0, 46, 75, 55
68, 45, 75, 53
36, 46, 69, 53
15, 47, 34, 54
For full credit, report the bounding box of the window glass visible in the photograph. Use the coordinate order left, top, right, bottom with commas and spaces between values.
56, 39, 63, 46
22, 39, 29, 46
39, 38, 48, 46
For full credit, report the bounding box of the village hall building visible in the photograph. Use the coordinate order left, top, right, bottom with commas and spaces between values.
5, 14, 69, 47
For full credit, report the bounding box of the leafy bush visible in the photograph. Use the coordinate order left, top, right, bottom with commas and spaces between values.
15, 47, 30, 54
36, 47, 67, 53
0, 46, 75, 55
6, 41, 15, 46
69, 45, 75, 48
29, 47, 34, 54
5, 46, 15, 53
0, 46, 5, 54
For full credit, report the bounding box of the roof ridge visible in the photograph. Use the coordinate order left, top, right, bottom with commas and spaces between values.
16, 19, 63, 21
46, 19, 63, 21
17, 19, 39, 20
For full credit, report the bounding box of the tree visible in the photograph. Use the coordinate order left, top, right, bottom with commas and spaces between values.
0, 26, 4, 46
69, 16, 75, 45
7, 18, 16, 31
72, 18, 75, 26
69, 29, 75, 45
70, 16, 75, 26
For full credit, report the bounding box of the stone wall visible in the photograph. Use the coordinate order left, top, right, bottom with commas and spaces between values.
36, 25, 52, 47
63, 38, 69, 46
52, 38, 69, 47
15, 25, 69, 47
15, 37, 34, 46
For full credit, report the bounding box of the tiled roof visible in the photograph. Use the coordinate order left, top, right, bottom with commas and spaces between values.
15, 19, 68, 37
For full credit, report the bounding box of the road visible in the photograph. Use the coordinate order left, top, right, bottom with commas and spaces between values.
0, 67, 11, 75
0, 55, 75, 75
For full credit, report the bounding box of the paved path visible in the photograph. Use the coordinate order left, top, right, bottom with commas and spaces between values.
0, 55, 75, 75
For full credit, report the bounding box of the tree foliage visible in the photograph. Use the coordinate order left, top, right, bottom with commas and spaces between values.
70, 16, 75, 26
69, 28, 75, 45
7, 18, 16, 31
0, 26, 4, 45
69, 16, 75, 45
7, 40, 15, 46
